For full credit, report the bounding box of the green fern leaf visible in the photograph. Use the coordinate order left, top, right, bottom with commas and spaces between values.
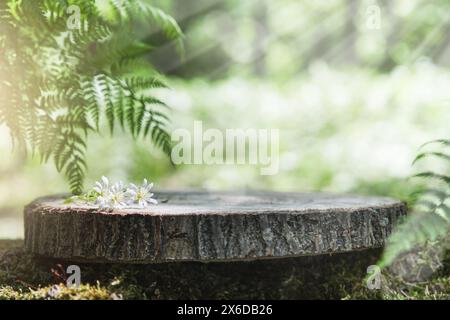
381, 139, 450, 268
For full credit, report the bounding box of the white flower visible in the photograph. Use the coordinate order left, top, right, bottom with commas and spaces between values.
108, 181, 128, 208
94, 176, 110, 196
127, 179, 158, 208
87, 176, 158, 209
94, 176, 112, 208
93, 177, 127, 208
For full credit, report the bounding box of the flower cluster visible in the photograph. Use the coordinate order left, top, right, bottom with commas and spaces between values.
68, 176, 158, 209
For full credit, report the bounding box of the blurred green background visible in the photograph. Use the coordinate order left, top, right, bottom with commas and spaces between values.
1, 0, 449, 238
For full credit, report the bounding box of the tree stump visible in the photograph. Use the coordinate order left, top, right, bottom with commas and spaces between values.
24, 190, 406, 263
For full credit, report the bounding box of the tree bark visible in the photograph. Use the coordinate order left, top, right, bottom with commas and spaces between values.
24, 190, 406, 263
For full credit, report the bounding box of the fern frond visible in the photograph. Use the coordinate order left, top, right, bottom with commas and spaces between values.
124, 76, 168, 90
413, 152, 450, 165
410, 188, 448, 202
381, 139, 450, 267
381, 212, 448, 267
124, 94, 136, 138
136, 2, 183, 40
420, 139, 450, 148
144, 110, 172, 156
1, 0, 180, 194
412, 172, 450, 184
53, 129, 87, 195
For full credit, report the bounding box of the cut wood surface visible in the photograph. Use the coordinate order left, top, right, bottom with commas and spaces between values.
24, 190, 407, 263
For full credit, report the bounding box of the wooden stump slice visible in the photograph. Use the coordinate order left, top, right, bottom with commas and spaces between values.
24, 190, 406, 263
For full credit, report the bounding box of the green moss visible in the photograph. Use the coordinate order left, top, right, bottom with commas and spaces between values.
0, 240, 448, 300
0, 283, 115, 300
343, 275, 450, 300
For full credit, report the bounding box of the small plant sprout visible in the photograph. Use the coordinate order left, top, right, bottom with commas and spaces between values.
65, 177, 158, 209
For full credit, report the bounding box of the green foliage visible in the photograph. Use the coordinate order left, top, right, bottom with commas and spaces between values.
381, 139, 450, 267
0, 0, 182, 194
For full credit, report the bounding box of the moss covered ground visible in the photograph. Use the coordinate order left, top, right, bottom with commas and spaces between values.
0, 240, 448, 300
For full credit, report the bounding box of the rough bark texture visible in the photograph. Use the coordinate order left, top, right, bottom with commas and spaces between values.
24, 190, 407, 263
